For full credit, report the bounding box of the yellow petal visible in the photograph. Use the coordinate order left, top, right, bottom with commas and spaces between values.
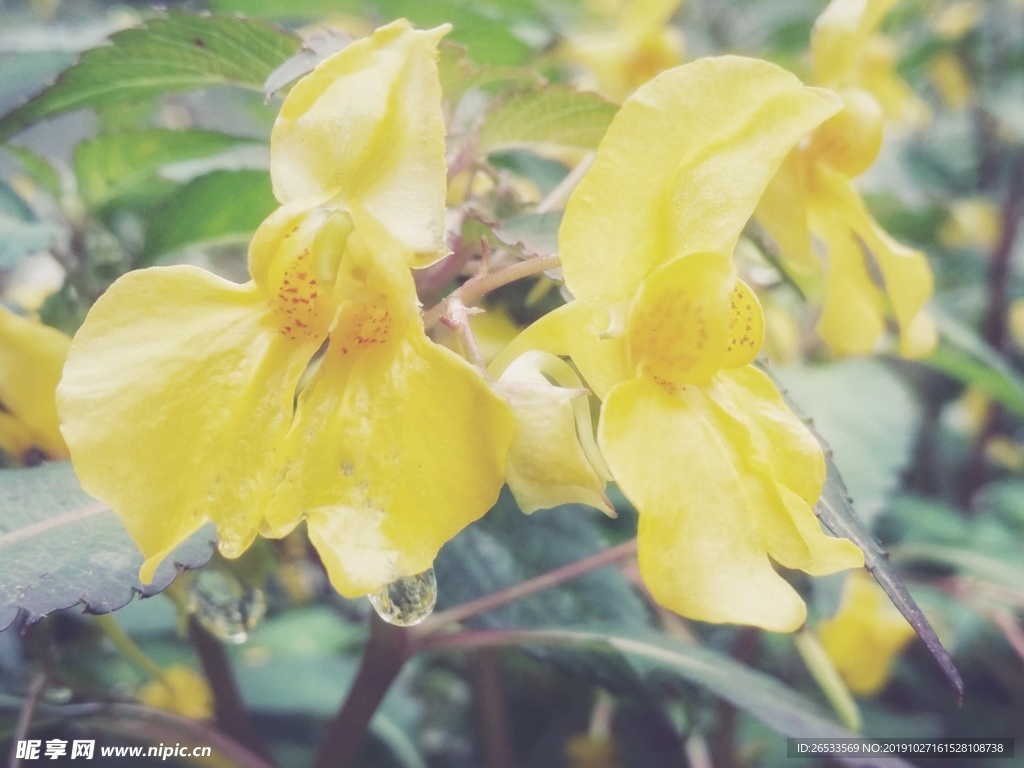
266, 324, 513, 597
818, 570, 916, 694
707, 368, 864, 575
56, 268, 321, 582
271, 20, 449, 267
811, 199, 886, 355
560, 56, 841, 303
812, 0, 900, 87
815, 166, 936, 358
599, 376, 809, 631
722, 279, 765, 369
0, 307, 70, 460
497, 351, 612, 516
805, 88, 884, 178
755, 150, 818, 273
139, 665, 213, 720
627, 253, 733, 384
490, 301, 631, 400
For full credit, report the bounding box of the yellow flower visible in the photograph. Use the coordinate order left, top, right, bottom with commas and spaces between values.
0, 306, 69, 464
57, 21, 514, 598
560, 0, 684, 101
495, 58, 863, 631
138, 665, 214, 720
756, 0, 937, 358
818, 571, 915, 695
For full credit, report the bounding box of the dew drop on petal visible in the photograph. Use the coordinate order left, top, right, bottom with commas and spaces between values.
368, 568, 437, 627
187, 570, 267, 644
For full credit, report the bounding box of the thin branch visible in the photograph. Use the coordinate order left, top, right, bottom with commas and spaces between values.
413, 539, 638, 638
312, 614, 412, 768
961, 151, 1024, 509
8, 673, 46, 768
188, 618, 274, 764
473, 649, 514, 768
422, 253, 561, 330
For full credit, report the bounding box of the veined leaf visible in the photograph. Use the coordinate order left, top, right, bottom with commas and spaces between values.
143, 169, 276, 261
75, 129, 263, 211
0, 463, 213, 631
0, 12, 298, 142
478, 86, 616, 153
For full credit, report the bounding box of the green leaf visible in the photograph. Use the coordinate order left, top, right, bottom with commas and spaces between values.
0, 12, 298, 142
492, 212, 562, 257
211, 0, 543, 66
0, 463, 213, 631
143, 169, 276, 260
0, 179, 62, 269
2, 145, 62, 201
433, 491, 651, 632
772, 359, 921, 526
441, 628, 915, 768
919, 311, 1024, 418
478, 86, 617, 153
74, 129, 263, 211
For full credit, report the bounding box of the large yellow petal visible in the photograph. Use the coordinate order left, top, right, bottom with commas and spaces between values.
559, 56, 841, 304
599, 376, 809, 631
266, 325, 513, 597
708, 368, 864, 575
271, 20, 449, 267
0, 307, 70, 460
56, 268, 321, 582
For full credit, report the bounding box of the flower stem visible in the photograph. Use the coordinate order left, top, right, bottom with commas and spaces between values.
188, 617, 274, 763
422, 253, 561, 330
9, 673, 46, 768
413, 538, 638, 637
312, 613, 412, 768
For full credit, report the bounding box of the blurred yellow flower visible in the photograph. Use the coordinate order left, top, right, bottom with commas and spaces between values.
559, 0, 684, 101
57, 21, 513, 598
139, 665, 214, 721
757, 0, 937, 358
0, 306, 69, 464
930, 52, 972, 110
818, 571, 916, 695
496, 58, 863, 631
939, 198, 1001, 250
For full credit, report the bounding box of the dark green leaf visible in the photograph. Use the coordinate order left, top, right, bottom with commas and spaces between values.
433, 491, 651, 632
0, 463, 213, 631
479, 86, 616, 153
143, 169, 276, 260
0, 13, 298, 142
442, 628, 915, 768
74, 129, 263, 211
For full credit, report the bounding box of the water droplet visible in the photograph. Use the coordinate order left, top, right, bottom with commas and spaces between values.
368, 568, 437, 627
187, 570, 266, 644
